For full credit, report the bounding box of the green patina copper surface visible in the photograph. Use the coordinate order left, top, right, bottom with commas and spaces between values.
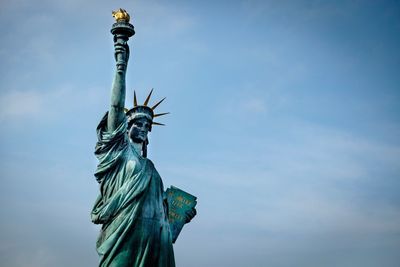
90, 10, 191, 267
91, 113, 175, 266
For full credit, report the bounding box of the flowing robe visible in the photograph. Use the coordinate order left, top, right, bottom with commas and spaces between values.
91, 113, 175, 267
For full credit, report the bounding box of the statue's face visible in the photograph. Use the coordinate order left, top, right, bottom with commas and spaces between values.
129, 117, 151, 143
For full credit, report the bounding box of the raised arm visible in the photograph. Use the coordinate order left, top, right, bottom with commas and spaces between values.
107, 38, 130, 132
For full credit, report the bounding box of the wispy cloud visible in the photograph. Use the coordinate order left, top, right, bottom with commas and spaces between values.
0, 86, 107, 124
1, 1, 400, 267
0, 90, 43, 120
161, 121, 400, 236
242, 97, 267, 113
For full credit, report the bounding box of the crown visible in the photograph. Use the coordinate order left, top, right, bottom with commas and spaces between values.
112, 8, 131, 23
124, 89, 169, 130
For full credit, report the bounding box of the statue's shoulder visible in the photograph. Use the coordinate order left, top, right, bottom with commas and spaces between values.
144, 158, 160, 173
144, 158, 155, 168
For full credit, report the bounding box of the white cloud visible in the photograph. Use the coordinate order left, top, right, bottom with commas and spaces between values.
0, 90, 43, 119
242, 97, 267, 113
161, 120, 400, 239
0, 86, 107, 123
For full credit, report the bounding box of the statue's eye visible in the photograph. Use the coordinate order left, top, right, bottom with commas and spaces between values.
136, 122, 143, 127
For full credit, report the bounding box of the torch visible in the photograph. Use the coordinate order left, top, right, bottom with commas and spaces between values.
111, 9, 135, 73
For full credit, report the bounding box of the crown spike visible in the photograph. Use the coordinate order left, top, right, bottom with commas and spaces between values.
134, 90, 138, 107
151, 97, 166, 110
143, 88, 153, 106
154, 112, 170, 118
152, 122, 165, 126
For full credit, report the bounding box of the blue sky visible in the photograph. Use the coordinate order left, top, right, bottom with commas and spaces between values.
1, 0, 400, 266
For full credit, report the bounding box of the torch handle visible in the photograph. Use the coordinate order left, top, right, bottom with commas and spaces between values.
113, 34, 130, 73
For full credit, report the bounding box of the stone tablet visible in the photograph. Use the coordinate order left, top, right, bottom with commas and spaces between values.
166, 186, 197, 243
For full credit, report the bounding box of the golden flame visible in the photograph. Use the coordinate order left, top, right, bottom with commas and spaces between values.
112, 8, 130, 23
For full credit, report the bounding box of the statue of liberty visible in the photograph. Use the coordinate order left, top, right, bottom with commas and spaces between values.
91, 9, 196, 267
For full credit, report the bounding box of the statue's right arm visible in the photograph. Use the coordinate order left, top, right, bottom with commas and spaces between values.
107, 41, 129, 132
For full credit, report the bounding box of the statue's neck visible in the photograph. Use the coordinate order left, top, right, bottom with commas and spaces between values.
132, 141, 143, 156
